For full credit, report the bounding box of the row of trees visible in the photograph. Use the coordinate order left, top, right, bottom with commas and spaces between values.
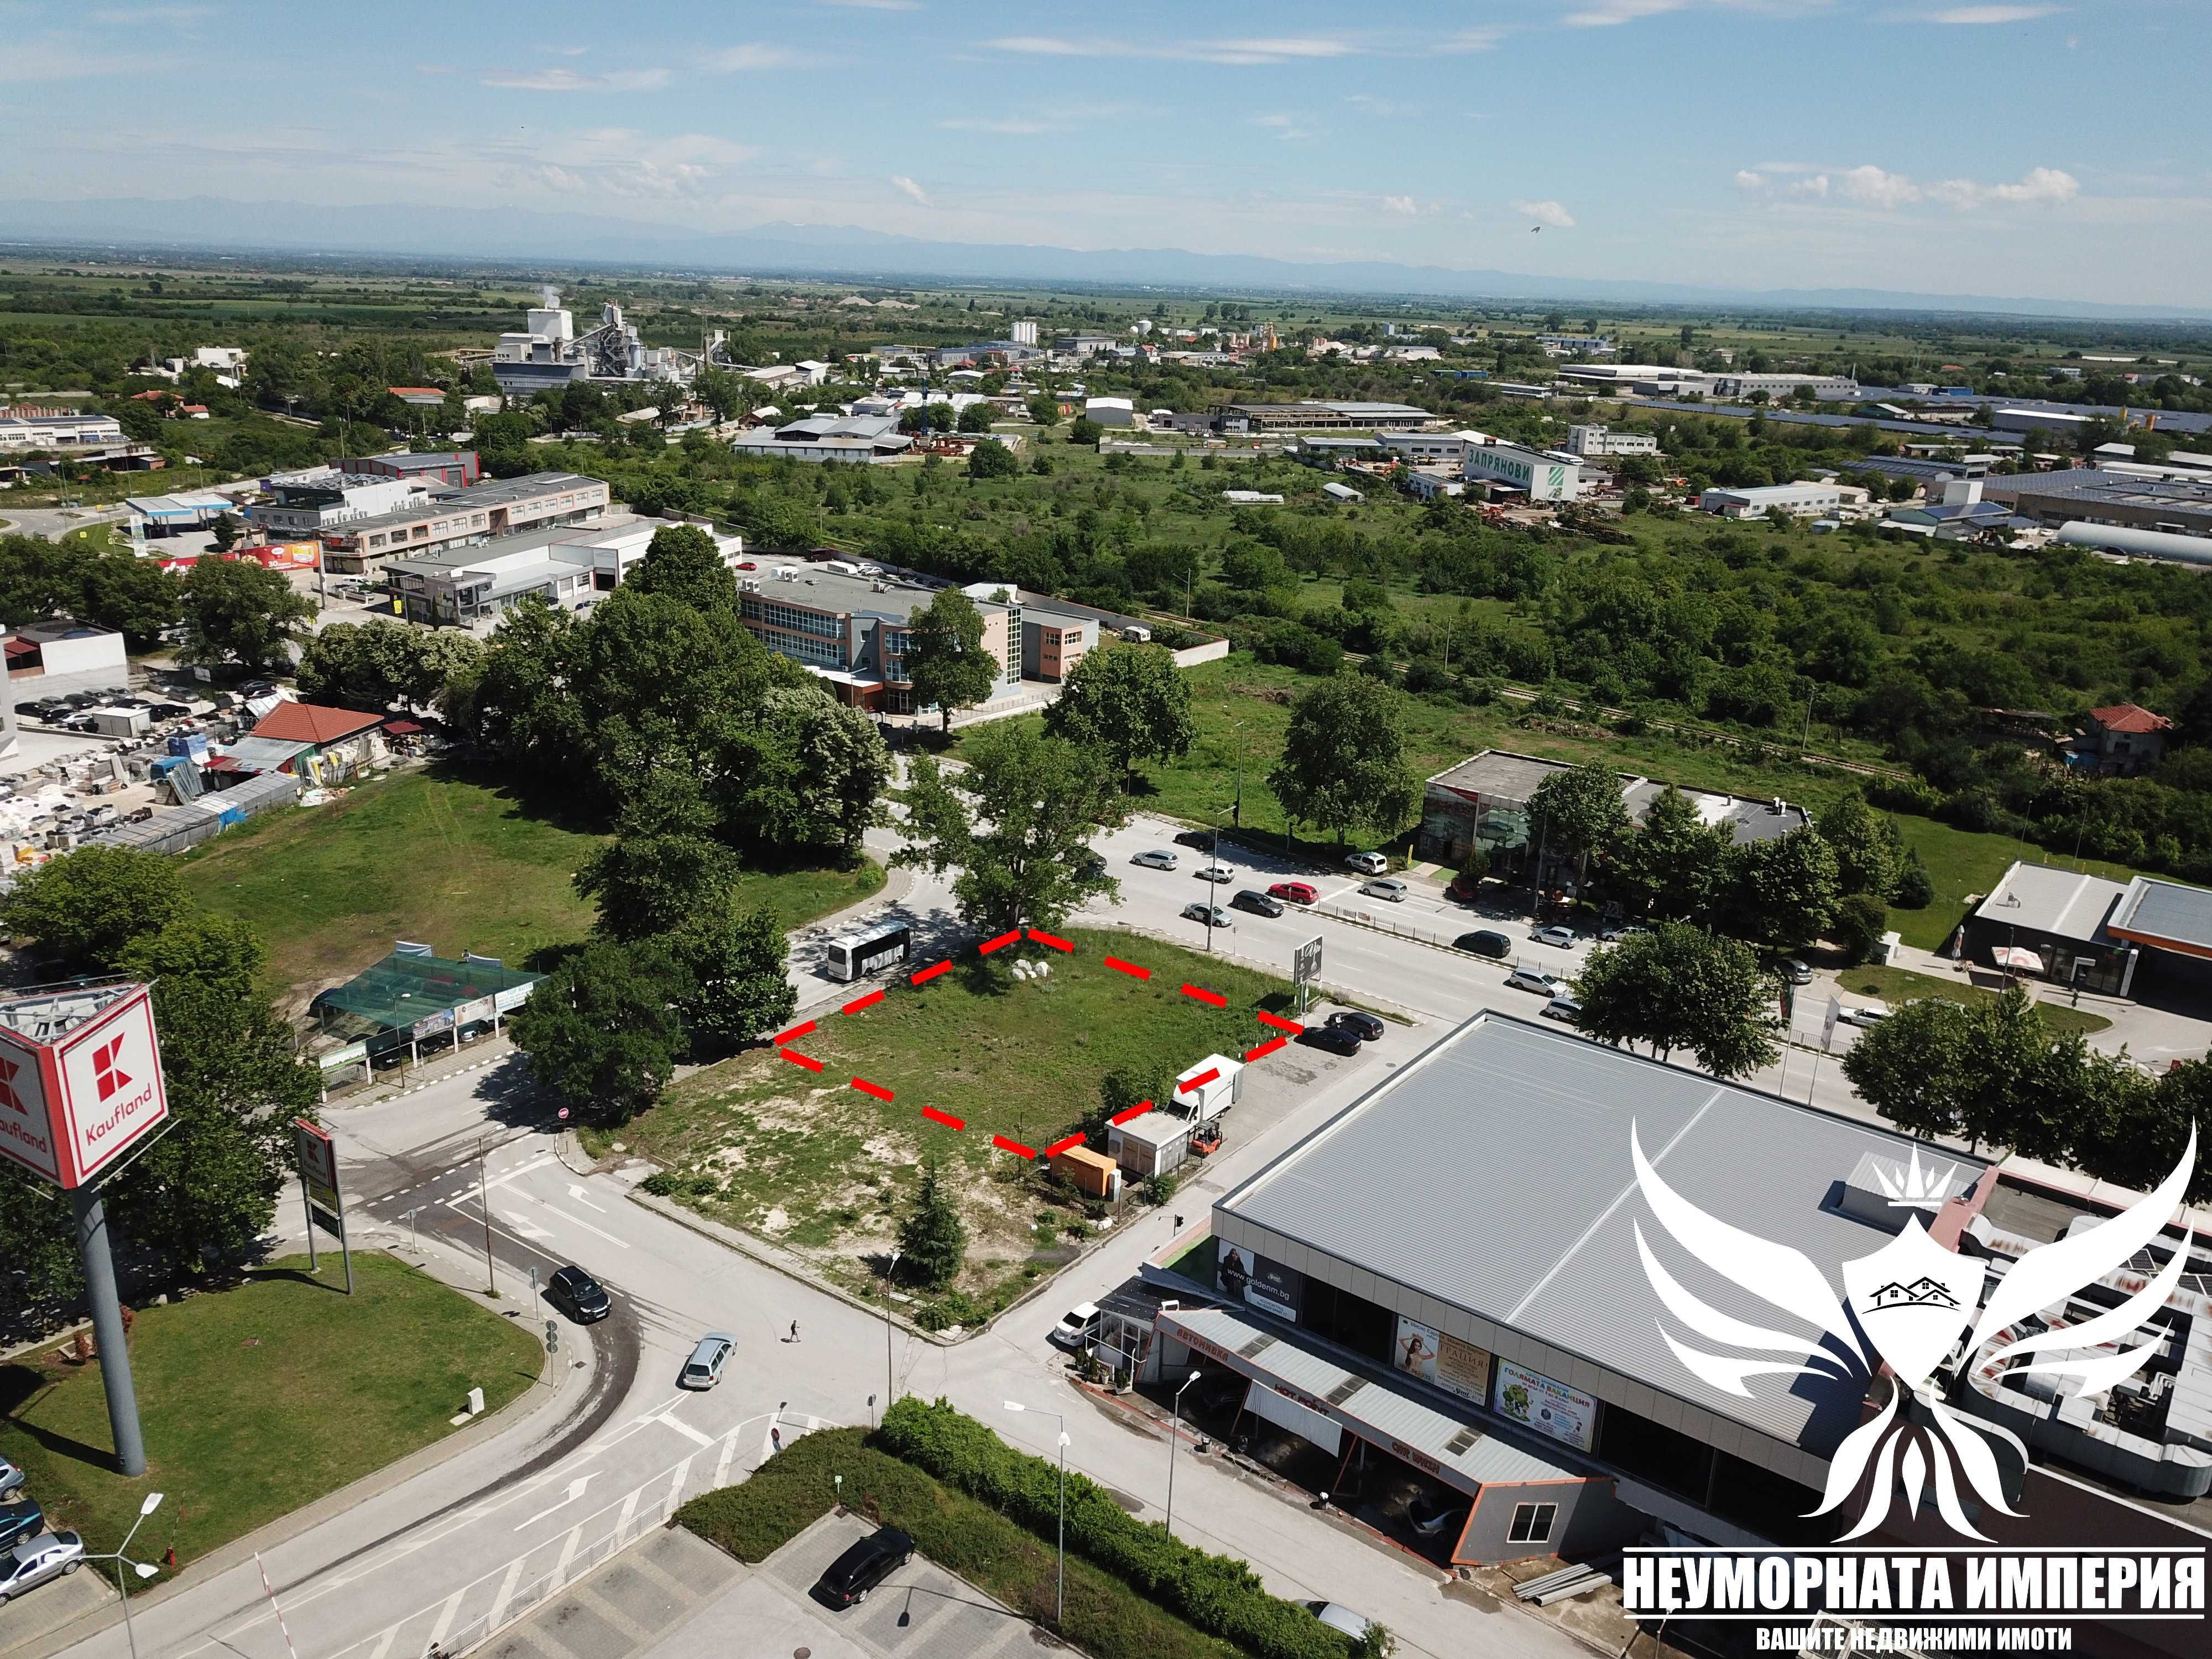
0, 532, 315, 671
0, 848, 319, 1310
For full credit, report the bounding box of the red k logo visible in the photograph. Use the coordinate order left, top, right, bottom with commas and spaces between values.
0, 1056, 24, 1115
92, 1037, 131, 1102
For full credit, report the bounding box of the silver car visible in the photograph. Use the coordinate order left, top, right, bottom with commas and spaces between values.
1131, 848, 1178, 870
1359, 878, 1407, 902
678, 1332, 736, 1390
0, 1531, 83, 1603
0, 1458, 21, 1498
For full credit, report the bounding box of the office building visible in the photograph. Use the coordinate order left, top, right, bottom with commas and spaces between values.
1563, 424, 1658, 458
251, 472, 426, 538
1376, 430, 1481, 465
316, 472, 611, 575
0, 410, 126, 450
1018, 608, 1095, 682
1698, 481, 1845, 519
347, 452, 482, 488
383, 519, 723, 629
1538, 333, 1614, 358
738, 565, 1020, 714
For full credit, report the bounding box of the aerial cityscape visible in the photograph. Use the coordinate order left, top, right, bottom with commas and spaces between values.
0, 6, 2208, 1659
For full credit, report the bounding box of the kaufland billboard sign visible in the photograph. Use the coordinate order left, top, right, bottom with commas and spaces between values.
0, 985, 169, 1188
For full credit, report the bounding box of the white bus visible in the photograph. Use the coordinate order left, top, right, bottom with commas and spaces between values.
826, 922, 911, 983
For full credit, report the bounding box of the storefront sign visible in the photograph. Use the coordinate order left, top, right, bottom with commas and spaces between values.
1394, 1316, 1493, 1407
1494, 1359, 1597, 1452
1217, 1239, 1302, 1322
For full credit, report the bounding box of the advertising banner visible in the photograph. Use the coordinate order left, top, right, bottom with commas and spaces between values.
0, 1023, 60, 1182
293, 1118, 342, 1218
1394, 1316, 1493, 1407
1494, 1359, 1598, 1452
411, 1006, 457, 1040
453, 995, 497, 1027
1217, 1239, 1302, 1322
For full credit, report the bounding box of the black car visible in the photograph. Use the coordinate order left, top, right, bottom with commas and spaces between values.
546, 1264, 611, 1323
1454, 930, 1511, 959
1172, 828, 1217, 850
812, 1525, 914, 1608
1327, 1010, 1385, 1044
148, 703, 192, 720
12, 702, 45, 719
1230, 889, 1285, 919
1298, 1024, 1363, 1058
0, 1501, 43, 1554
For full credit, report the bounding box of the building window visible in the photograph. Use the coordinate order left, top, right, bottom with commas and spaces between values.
1506, 1503, 1556, 1545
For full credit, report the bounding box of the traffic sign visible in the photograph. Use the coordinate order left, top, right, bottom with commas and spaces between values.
545, 1318, 559, 1354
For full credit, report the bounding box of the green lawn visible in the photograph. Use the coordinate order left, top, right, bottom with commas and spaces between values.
0, 1253, 541, 1566
679, 1427, 1276, 1659
1836, 964, 2113, 1037
176, 766, 881, 1003
591, 928, 1291, 1318
1886, 815, 2150, 953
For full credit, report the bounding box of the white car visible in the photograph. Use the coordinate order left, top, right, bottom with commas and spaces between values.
1839, 1000, 1892, 1027
1359, 878, 1407, 902
1048, 1302, 1101, 1350
1344, 851, 1389, 875
1530, 925, 1577, 949
0, 1531, 83, 1603
1302, 1601, 1377, 1641
1193, 863, 1235, 884
1131, 848, 1178, 870
0, 1458, 20, 1498
1542, 993, 1583, 1024
678, 1332, 736, 1390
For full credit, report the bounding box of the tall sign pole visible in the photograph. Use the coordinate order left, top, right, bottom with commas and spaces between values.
293, 1119, 351, 1295
0, 982, 172, 1478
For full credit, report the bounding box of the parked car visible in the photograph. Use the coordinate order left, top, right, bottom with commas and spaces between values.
0, 1457, 21, 1498
148, 702, 192, 720
1542, 994, 1584, 1025
11, 702, 45, 719
1268, 880, 1319, 906
1172, 828, 1215, 849
1506, 966, 1557, 995
1048, 1302, 1102, 1350
1231, 889, 1284, 918
1446, 871, 1484, 902
678, 1332, 735, 1390
1840, 1000, 1891, 1027
0, 1501, 43, 1553
1530, 925, 1577, 949
1298, 1024, 1363, 1057
1131, 848, 1178, 870
1193, 862, 1235, 884
1779, 957, 1814, 985
0, 1531, 82, 1604
1302, 1601, 1378, 1642
811, 1525, 914, 1609
1408, 1495, 1465, 1538
1181, 902, 1233, 928
1358, 878, 1407, 902
1598, 922, 1648, 944
1454, 930, 1511, 959
1327, 1011, 1386, 1044
1344, 851, 1389, 875
546, 1264, 612, 1323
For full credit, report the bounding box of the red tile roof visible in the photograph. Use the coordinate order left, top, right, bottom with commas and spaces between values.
251, 702, 384, 744
2090, 703, 2172, 734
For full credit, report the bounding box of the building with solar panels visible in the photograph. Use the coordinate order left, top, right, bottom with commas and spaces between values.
1140, 1009, 2211, 1600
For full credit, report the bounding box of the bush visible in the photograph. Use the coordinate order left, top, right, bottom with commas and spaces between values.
878, 1398, 1349, 1659
1833, 892, 1890, 965
1892, 854, 1935, 910
638, 1170, 681, 1196
1258, 620, 1342, 676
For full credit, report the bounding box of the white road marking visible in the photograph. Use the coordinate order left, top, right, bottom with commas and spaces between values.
712, 1426, 739, 1489
564, 1183, 606, 1212
367, 1622, 400, 1659
425, 1589, 465, 1651
530, 1198, 631, 1248
547, 1522, 583, 1595
657, 1410, 714, 1448
614, 1486, 640, 1545
498, 1208, 554, 1241
485, 1556, 526, 1631
512, 1474, 594, 1531
659, 1455, 692, 1521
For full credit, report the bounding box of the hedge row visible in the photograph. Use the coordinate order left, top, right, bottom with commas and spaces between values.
676, 1426, 1244, 1659
877, 1396, 1350, 1659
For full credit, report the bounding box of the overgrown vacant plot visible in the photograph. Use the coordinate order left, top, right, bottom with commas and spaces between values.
178, 765, 881, 1003
596, 929, 1299, 1317
0, 1254, 540, 1563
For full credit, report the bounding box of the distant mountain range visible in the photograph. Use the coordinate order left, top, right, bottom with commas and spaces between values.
1, 196, 2203, 322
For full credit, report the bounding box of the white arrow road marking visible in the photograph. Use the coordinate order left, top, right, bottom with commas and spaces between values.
530, 1198, 630, 1248
499, 1209, 554, 1240
657, 1410, 714, 1448
485, 1557, 526, 1631
512, 1474, 594, 1531
564, 1183, 607, 1212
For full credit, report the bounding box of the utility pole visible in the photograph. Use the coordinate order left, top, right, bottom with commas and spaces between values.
478, 1135, 496, 1296
884, 1248, 901, 1415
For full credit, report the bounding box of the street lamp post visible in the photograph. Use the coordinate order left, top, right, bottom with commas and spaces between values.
1166, 1370, 1199, 1538
884, 1248, 901, 1420
1003, 1401, 1068, 1629
91, 1490, 164, 1659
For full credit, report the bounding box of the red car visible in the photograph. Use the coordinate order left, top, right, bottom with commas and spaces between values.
1268, 880, 1319, 906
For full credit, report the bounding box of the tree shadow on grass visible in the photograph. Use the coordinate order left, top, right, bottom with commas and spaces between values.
241, 1265, 350, 1296
0, 1364, 121, 1473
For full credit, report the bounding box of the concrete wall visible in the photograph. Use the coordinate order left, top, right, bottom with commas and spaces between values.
1172, 639, 1230, 669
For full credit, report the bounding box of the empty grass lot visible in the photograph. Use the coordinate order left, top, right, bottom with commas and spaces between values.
176, 766, 883, 1004
1837, 963, 2113, 1037
0, 1253, 540, 1564
591, 929, 1296, 1316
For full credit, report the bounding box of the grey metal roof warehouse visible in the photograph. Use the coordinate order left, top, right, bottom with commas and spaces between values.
2109, 875, 2212, 956
1212, 1013, 1988, 1482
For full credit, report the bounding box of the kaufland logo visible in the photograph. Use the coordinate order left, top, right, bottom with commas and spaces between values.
0, 1055, 26, 1115
92, 1036, 131, 1102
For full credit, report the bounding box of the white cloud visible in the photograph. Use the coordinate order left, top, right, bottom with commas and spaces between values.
1990, 165, 2080, 203
817, 0, 921, 9
1748, 161, 2081, 211
1381, 195, 1417, 215
1562, 0, 1832, 27
705, 44, 804, 71
1929, 5, 2060, 22
1515, 198, 1575, 227
890, 174, 930, 206
1838, 164, 1919, 207
481, 67, 670, 92
1256, 113, 1314, 141
938, 117, 1053, 134
1734, 169, 1766, 190
987, 35, 1357, 65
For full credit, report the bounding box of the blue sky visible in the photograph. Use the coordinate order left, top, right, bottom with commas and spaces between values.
7, 1, 2208, 304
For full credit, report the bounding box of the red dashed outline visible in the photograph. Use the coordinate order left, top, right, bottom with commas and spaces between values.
775, 940, 1310, 1160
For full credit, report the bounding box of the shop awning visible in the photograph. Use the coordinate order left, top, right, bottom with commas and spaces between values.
1245, 1380, 1341, 1455
1991, 945, 2042, 973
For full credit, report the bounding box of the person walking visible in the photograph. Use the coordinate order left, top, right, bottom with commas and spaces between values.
789, 1319, 800, 1344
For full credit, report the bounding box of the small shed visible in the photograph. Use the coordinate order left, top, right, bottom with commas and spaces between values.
1108, 1112, 1191, 1178
1050, 1144, 1122, 1201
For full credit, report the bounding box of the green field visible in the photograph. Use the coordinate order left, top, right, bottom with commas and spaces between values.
591, 928, 1292, 1319
1836, 963, 2112, 1037
176, 766, 881, 1003
1888, 816, 2150, 953
0, 1254, 540, 1566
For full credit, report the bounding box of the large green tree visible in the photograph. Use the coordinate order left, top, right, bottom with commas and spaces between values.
1817, 794, 1903, 901
627, 523, 739, 615
1842, 985, 2079, 1154
731, 686, 890, 860
0, 844, 193, 972
508, 940, 692, 1123
297, 618, 482, 712
1042, 644, 1196, 784
896, 1155, 967, 1291
1610, 784, 1729, 922
671, 901, 797, 1056
904, 588, 1000, 732
1727, 827, 1841, 951
896, 723, 1122, 933
1267, 675, 1420, 845
1526, 760, 1631, 891
1574, 924, 1779, 1079
181, 555, 315, 671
